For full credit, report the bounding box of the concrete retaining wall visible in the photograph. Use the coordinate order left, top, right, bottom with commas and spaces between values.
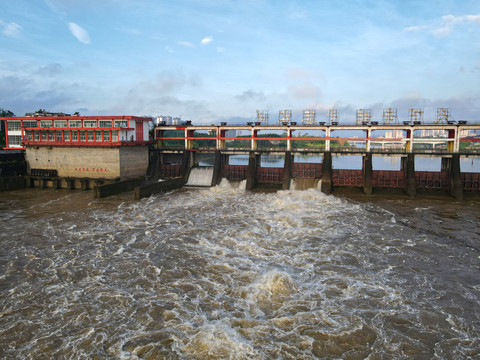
135, 178, 186, 200
93, 177, 146, 198
25, 146, 149, 180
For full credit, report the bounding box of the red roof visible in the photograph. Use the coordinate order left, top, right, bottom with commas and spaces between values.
0, 115, 152, 121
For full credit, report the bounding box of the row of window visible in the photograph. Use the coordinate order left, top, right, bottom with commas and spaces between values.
24, 130, 124, 143
7, 119, 129, 130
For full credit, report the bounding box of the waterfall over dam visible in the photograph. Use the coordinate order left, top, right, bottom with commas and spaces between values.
186, 166, 214, 187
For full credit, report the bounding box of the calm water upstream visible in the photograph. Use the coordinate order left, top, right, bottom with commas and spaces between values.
0, 183, 479, 359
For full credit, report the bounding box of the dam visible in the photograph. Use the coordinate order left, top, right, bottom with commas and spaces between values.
149, 122, 480, 200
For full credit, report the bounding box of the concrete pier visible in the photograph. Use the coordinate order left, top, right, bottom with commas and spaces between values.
363, 153, 373, 195
246, 153, 259, 190
320, 152, 332, 195
282, 152, 293, 190
403, 154, 416, 197
447, 154, 463, 200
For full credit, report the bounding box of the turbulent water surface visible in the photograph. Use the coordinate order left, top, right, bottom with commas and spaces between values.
0, 182, 479, 359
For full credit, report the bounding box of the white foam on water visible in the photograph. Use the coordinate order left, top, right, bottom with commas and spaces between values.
2, 188, 480, 359
181, 321, 258, 359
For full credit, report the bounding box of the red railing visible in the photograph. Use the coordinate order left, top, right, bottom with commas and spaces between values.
22, 140, 152, 147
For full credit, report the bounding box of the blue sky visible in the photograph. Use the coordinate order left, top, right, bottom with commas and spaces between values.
1, 0, 479, 124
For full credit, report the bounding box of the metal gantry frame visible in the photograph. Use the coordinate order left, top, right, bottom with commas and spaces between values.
409, 108, 424, 124
327, 109, 338, 125
383, 108, 398, 125
256, 110, 269, 125
302, 109, 316, 125
278, 110, 292, 125
356, 109, 371, 125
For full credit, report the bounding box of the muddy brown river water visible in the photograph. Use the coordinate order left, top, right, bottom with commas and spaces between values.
0, 183, 479, 359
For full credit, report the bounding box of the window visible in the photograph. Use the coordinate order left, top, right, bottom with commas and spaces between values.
41, 132, 47, 141
56, 131, 62, 141
26, 131, 33, 141
40, 120, 53, 128
34, 131, 39, 141
49, 131, 55, 141
69, 120, 82, 128
72, 131, 78, 141
9, 135, 21, 145
64, 131, 70, 141
114, 120, 128, 128
103, 131, 110, 141
23, 121, 38, 128
95, 131, 102, 141
112, 130, 118, 141
99, 120, 112, 127
54, 120, 67, 128
7, 121, 21, 131
87, 130, 94, 141
84, 120, 97, 128
80, 131, 86, 141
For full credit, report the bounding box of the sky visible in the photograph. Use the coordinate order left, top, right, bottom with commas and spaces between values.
1, 0, 480, 124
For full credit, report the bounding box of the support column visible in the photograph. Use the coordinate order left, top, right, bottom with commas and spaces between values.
321, 152, 332, 195
282, 151, 293, 190
365, 129, 371, 152
403, 153, 416, 197
325, 128, 331, 152
363, 153, 373, 195
66, 178, 75, 190
251, 129, 258, 151
246, 153, 259, 190
286, 129, 292, 151
450, 154, 463, 201
81, 179, 90, 190
40, 178, 47, 189
52, 178, 61, 189
211, 151, 224, 186
180, 151, 191, 179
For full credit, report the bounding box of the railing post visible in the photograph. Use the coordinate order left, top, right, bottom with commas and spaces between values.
325, 127, 331, 152
287, 128, 292, 151
365, 129, 371, 152
251, 128, 257, 151
217, 128, 226, 150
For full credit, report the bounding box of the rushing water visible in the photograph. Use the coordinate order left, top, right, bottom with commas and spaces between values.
0, 184, 479, 359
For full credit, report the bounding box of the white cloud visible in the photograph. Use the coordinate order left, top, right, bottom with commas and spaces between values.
0, 20, 22, 38
435, 13, 480, 36
404, 13, 480, 36
404, 25, 428, 32
201, 36, 213, 45
68, 22, 90, 44
165, 46, 174, 53
178, 40, 195, 48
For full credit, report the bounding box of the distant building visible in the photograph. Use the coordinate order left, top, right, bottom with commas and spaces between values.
0, 115, 153, 180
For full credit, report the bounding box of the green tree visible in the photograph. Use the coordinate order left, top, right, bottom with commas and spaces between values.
0, 108, 15, 147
